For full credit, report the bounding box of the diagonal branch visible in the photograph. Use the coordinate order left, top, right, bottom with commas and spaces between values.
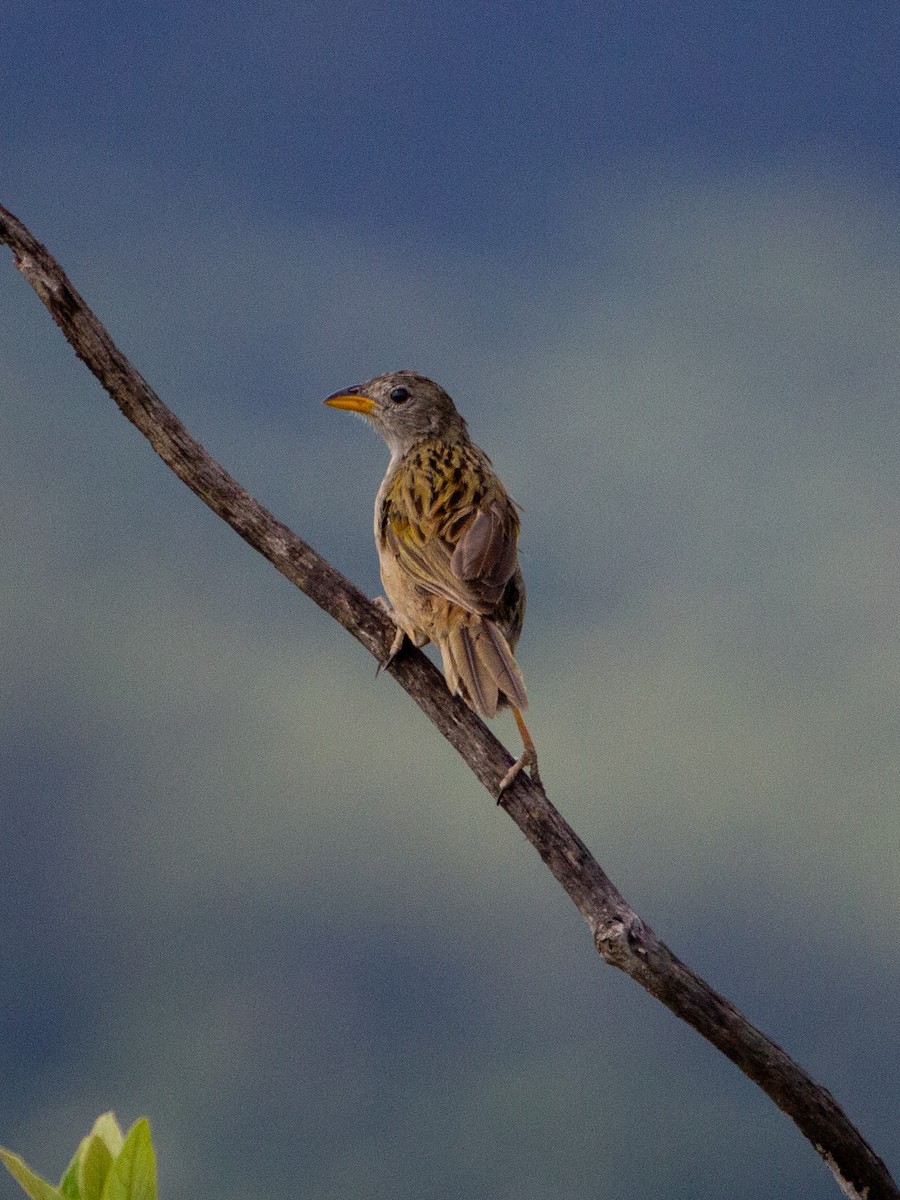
1, 203, 895, 1200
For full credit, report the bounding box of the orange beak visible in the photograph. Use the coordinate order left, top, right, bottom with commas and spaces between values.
323, 391, 376, 415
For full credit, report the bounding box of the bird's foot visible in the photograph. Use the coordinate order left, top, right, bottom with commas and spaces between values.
496, 744, 541, 799
373, 597, 407, 676
496, 706, 542, 799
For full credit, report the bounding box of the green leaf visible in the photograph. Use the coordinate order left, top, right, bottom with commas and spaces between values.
99, 1120, 156, 1200
57, 1152, 81, 1200
76, 1135, 114, 1200
57, 1158, 81, 1200
0, 1148, 65, 1200
82, 1116, 124, 1163
59, 1113, 125, 1199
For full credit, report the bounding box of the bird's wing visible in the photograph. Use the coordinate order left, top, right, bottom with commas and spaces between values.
385, 492, 519, 615
449, 499, 519, 591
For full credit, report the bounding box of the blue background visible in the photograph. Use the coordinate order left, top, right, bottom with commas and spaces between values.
2, 3, 899, 1196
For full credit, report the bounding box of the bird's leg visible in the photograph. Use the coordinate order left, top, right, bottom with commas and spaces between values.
373, 596, 408, 676
373, 597, 430, 675
497, 706, 542, 797
378, 625, 407, 676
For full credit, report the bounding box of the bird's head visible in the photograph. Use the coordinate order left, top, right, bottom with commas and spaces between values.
324, 371, 468, 456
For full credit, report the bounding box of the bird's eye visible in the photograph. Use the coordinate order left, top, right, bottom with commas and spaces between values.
390, 386, 410, 404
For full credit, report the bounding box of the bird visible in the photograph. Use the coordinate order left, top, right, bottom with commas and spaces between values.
324, 370, 539, 794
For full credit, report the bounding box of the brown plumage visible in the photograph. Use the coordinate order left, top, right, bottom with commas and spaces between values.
324, 370, 538, 791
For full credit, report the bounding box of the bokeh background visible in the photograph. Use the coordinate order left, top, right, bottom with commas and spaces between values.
2, 3, 899, 1197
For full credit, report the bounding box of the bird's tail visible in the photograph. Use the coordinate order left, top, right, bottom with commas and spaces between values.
439, 615, 528, 720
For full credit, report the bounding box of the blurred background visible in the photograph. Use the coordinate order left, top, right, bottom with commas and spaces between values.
2, 2, 899, 1197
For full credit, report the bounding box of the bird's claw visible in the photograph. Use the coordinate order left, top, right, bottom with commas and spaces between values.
376, 625, 407, 676
373, 598, 407, 676
495, 706, 542, 800
495, 746, 542, 801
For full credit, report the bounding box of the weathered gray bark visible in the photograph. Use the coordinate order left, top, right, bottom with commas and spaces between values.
1, 203, 894, 1200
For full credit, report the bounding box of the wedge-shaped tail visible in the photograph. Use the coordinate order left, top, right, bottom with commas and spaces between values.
440, 615, 528, 719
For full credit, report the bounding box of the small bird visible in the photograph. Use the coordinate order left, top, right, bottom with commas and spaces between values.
324, 371, 539, 793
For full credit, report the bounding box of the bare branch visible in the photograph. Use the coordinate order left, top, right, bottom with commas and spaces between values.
1, 203, 894, 1200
